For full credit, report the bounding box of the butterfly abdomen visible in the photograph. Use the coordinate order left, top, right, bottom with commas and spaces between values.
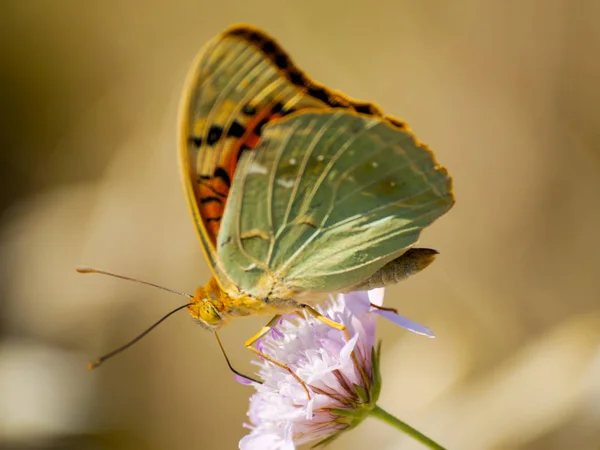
348, 248, 440, 291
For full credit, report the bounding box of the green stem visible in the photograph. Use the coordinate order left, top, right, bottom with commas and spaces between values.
370, 405, 446, 450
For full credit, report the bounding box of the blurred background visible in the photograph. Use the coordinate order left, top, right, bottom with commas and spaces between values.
1, 1, 599, 449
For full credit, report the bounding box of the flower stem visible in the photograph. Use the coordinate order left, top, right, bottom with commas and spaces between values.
370, 405, 446, 450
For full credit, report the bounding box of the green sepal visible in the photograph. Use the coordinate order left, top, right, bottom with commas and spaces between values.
353, 383, 370, 404
329, 408, 360, 418
370, 341, 383, 402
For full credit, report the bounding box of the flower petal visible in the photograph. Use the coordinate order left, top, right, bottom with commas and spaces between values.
239, 431, 295, 450
234, 374, 256, 386
240, 288, 391, 448
367, 287, 385, 306
339, 333, 359, 362
371, 309, 435, 338
339, 291, 371, 316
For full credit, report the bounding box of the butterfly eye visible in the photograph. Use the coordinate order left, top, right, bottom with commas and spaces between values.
199, 302, 223, 328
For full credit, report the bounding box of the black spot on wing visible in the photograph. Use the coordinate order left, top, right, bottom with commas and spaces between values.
200, 196, 223, 205
224, 26, 412, 132
354, 103, 378, 115
289, 70, 304, 85
261, 39, 276, 54
242, 103, 257, 116
228, 121, 246, 138
207, 126, 223, 145
205, 123, 247, 146
213, 167, 231, 187
271, 102, 285, 114
273, 51, 290, 69
189, 136, 203, 147
307, 86, 330, 104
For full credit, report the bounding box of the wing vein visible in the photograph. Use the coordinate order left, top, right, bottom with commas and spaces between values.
275, 115, 377, 275
265, 118, 302, 266
291, 205, 446, 278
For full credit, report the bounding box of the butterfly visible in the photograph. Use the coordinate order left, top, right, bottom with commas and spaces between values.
178, 25, 453, 383
82, 25, 453, 391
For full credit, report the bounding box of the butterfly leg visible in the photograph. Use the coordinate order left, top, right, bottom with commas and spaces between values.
214, 331, 261, 384
370, 303, 398, 314
299, 304, 370, 393
244, 314, 283, 347
245, 314, 312, 399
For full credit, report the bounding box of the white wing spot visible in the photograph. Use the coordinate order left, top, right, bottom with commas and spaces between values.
276, 178, 295, 189
369, 216, 393, 227
289, 158, 297, 166
247, 162, 268, 175
317, 155, 324, 162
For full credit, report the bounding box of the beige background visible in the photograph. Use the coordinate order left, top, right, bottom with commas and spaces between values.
2, 1, 599, 449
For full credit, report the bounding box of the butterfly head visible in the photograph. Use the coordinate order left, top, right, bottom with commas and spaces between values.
187, 278, 229, 331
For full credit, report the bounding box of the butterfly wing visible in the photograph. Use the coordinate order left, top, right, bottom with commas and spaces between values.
179, 25, 415, 288
217, 110, 454, 299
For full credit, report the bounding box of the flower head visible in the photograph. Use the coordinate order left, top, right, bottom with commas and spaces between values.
239, 289, 433, 449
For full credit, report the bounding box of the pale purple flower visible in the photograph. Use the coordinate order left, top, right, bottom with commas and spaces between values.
238, 288, 433, 449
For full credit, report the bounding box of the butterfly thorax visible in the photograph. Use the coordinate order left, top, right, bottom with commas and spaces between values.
187, 276, 299, 330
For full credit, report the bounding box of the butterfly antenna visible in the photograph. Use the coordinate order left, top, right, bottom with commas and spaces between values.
87, 302, 193, 370
76, 266, 193, 299
77, 266, 195, 369
214, 332, 262, 385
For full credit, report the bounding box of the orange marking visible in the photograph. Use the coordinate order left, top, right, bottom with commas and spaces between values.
208, 222, 220, 238
197, 105, 289, 244
226, 104, 282, 175
203, 202, 222, 218
197, 182, 227, 244
245, 133, 260, 148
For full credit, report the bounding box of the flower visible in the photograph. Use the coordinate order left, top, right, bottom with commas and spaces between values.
238, 288, 434, 449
